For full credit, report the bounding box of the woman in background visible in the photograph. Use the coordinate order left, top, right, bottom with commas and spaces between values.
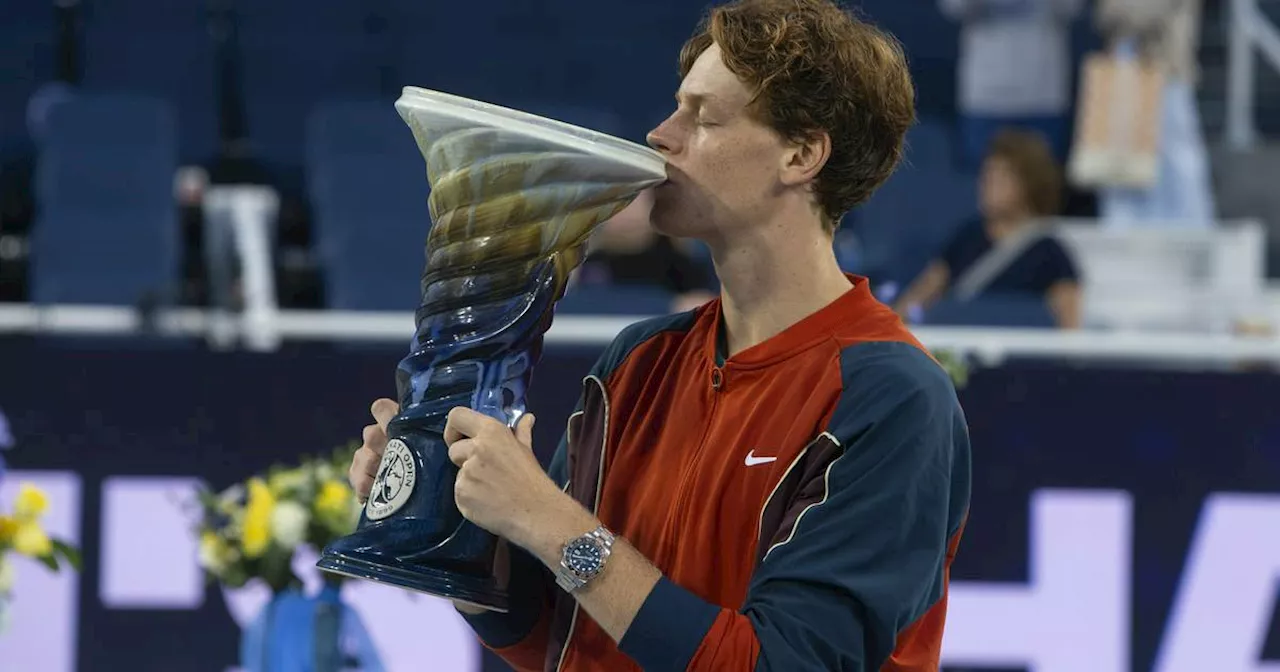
894, 129, 1083, 328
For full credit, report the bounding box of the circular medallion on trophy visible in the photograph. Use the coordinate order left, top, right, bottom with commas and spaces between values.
365, 439, 417, 521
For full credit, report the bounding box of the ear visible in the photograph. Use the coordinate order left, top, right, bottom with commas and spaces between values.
779, 130, 831, 188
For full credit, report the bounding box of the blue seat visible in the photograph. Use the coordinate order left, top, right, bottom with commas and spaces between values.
308, 153, 429, 257
35, 95, 177, 208
30, 95, 180, 305
31, 206, 179, 305
305, 99, 438, 312
322, 229, 425, 311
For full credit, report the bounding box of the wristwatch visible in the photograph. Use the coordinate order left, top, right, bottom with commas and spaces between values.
554, 525, 616, 593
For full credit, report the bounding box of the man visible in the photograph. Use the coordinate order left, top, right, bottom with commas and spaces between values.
350, 1, 971, 670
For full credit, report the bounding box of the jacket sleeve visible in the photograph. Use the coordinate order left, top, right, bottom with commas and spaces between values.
463, 311, 702, 670
617, 343, 971, 671
458, 412, 574, 671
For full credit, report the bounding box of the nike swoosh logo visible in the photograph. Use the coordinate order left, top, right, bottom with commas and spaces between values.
745, 450, 777, 467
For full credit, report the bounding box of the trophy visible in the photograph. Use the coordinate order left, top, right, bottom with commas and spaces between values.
316, 87, 667, 611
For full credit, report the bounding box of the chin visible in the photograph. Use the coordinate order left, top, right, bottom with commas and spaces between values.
649, 186, 712, 239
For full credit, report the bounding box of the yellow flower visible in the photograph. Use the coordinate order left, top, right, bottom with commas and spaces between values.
12, 522, 51, 557
13, 483, 48, 521
198, 530, 237, 574
314, 480, 359, 534
314, 481, 351, 517
241, 478, 275, 558
0, 516, 17, 546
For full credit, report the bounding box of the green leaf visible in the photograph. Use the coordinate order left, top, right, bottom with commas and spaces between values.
52, 540, 82, 572
36, 553, 59, 572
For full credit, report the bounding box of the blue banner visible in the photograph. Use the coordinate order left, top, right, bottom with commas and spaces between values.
0, 340, 1277, 671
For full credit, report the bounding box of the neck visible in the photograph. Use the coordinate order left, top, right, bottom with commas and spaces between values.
707, 214, 853, 357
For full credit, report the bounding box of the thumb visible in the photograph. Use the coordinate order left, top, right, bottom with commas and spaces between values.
370, 398, 399, 433
514, 413, 536, 449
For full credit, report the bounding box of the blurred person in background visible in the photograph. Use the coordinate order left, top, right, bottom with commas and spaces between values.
941, 0, 1084, 169
894, 129, 1082, 328
1094, 0, 1213, 228
574, 189, 718, 312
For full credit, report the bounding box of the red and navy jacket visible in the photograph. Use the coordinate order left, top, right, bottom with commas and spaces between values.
464, 276, 972, 671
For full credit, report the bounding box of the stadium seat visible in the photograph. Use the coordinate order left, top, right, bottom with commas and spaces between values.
323, 231, 425, 312
305, 102, 430, 311
30, 207, 180, 305
30, 95, 180, 305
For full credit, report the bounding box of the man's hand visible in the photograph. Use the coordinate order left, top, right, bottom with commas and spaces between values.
346, 398, 499, 615
443, 407, 568, 547
444, 406, 661, 641
349, 398, 399, 503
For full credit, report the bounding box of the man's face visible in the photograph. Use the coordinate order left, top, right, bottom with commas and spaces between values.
646, 44, 790, 240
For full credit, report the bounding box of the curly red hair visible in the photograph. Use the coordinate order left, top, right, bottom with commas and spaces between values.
679, 0, 916, 231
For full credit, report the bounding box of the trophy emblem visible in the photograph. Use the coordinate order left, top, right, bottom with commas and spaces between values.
316, 87, 667, 611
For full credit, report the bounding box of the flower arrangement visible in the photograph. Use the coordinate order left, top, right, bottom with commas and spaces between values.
0, 483, 82, 635
195, 444, 363, 592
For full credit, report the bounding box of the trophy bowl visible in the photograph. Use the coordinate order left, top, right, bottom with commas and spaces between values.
316, 87, 667, 611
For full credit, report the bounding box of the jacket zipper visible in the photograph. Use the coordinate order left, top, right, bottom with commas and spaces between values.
555, 374, 611, 672
659, 365, 724, 565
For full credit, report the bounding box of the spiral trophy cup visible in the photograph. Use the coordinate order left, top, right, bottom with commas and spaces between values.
316, 87, 667, 611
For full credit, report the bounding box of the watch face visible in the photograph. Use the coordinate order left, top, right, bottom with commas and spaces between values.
565, 538, 603, 575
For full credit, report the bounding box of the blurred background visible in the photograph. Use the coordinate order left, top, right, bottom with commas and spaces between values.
1, 0, 1279, 670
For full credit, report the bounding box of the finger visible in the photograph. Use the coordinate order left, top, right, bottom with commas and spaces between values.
351, 470, 374, 503
445, 407, 490, 442
447, 438, 476, 468
356, 445, 382, 478
361, 424, 388, 457
443, 414, 467, 447
349, 447, 381, 500
370, 398, 399, 433
514, 413, 536, 448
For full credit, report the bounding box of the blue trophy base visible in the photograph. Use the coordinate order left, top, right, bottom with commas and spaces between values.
317, 427, 510, 612
316, 548, 509, 613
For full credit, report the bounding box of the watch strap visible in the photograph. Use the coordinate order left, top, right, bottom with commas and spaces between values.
555, 525, 615, 593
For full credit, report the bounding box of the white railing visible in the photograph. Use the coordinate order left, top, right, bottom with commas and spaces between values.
1228, 0, 1280, 148
1, 304, 1278, 367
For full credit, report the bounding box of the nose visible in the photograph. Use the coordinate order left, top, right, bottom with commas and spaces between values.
646, 114, 679, 156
